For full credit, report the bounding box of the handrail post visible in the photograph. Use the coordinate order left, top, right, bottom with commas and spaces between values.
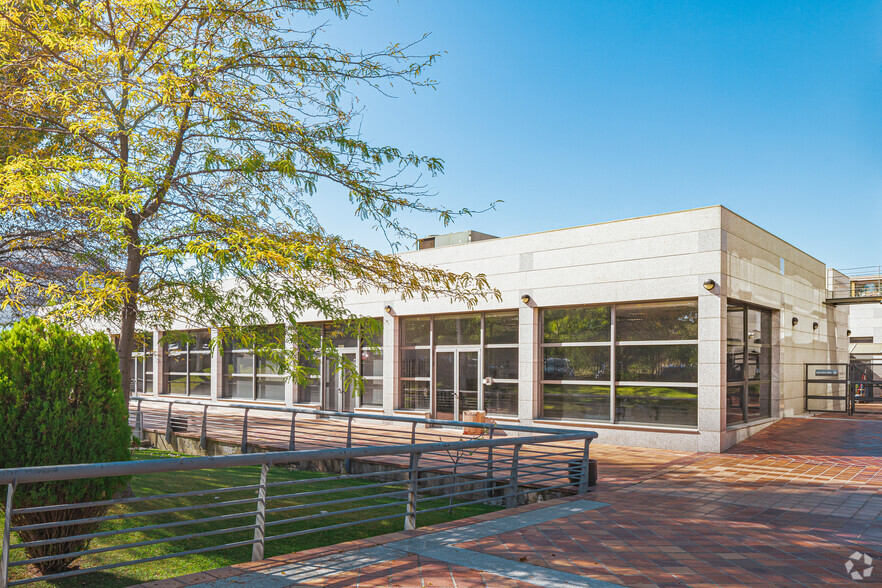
288, 412, 297, 451
410, 421, 417, 444
251, 463, 268, 562
241, 408, 250, 454
505, 444, 521, 509
578, 438, 592, 494
165, 402, 174, 443
135, 399, 143, 442
200, 405, 208, 450
1, 481, 16, 588
344, 415, 353, 474
405, 451, 421, 530
485, 423, 495, 499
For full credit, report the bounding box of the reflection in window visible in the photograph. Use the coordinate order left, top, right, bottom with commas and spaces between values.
542, 384, 610, 421
616, 301, 698, 341
222, 326, 286, 402
616, 386, 697, 427
297, 320, 384, 408
399, 312, 519, 416
616, 345, 698, 383
541, 300, 698, 427
543, 306, 610, 343
130, 333, 153, 396
727, 302, 772, 426
162, 330, 211, 397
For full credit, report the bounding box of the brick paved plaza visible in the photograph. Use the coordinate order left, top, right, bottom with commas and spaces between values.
138, 413, 882, 587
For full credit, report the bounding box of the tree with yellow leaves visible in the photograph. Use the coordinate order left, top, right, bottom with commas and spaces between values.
0, 0, 498, 398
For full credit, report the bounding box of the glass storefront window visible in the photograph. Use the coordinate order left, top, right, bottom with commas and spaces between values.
727, 302, 772, 426
162, 330, 211, 397
542, 384, 610, 421
485, 313, 519, 344
434, 315, 481, 346
399, 312, 519, 416
222, 326, 286, 402
543, 306, 610, 343
297, 320, 383, 408
616, 386, 697, 427
131, 332, 153, 396
616, 345, 698, 383
541, 300, 698, 427
542, 347, 610, 381
616, 301, 698, 341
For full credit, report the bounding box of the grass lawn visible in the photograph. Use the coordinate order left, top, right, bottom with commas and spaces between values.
3, 449, 499, 587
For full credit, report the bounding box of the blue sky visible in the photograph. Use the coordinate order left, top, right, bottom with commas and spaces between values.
309, 1, 882, 269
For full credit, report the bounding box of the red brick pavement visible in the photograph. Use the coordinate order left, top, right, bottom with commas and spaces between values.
141, 417, 882, 587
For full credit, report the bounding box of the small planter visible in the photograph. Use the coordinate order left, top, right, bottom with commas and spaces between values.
461, 410, 487, 436
567, 458, 598, 489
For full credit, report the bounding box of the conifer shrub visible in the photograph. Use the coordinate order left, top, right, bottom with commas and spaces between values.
0, 317, 131, 573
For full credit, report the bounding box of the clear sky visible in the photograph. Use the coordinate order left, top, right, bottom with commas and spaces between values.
309, 0, 882, 270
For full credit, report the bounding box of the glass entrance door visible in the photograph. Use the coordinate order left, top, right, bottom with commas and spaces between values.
326, 352, 356, 413
435, 350, 478, 421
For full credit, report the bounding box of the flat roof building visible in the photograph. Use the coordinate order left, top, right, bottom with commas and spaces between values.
133, 206, 849, 452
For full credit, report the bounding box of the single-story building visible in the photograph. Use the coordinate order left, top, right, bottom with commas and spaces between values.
129, 205, 849, 452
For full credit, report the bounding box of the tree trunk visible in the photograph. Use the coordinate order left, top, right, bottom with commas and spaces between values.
117, 235, 142, 407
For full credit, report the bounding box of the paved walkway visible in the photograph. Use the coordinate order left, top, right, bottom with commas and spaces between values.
138, 416, 882, 587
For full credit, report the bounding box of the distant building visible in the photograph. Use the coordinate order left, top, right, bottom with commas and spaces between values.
130, 206, 849, 452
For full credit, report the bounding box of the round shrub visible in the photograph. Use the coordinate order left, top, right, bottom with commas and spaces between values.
0, 317, 131, 573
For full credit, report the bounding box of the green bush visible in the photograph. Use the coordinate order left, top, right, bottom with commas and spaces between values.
0, 317, 131, 573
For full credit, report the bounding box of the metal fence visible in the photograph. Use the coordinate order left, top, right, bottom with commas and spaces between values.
0, 402, 596, 587
127, 396, 594, 457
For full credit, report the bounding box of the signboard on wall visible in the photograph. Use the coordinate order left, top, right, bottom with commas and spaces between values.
815, 369, 839, 377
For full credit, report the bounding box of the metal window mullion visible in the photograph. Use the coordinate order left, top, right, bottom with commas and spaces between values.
610, 305, 617, 423
479, 313, 485, 413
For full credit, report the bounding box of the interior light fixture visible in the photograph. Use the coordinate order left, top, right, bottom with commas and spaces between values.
703, 279, 716, 291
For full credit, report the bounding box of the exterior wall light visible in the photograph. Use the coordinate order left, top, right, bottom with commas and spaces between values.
521, 294, 531, 304
703, 279, 716, 291
848, 330, 852, 336
384, 305, 392, 314
813, 322, 819, 330
792, 317, 799, 327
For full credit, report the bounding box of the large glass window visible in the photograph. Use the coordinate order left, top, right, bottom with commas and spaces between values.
400, 317, 432, 410
541, 300, 698, 428
162, 330, 211, 397
727, 302, 772, 426
399, 312, 519, 416
295, 320, 384, 408
130, 333, 153, 396
222, 326, 285, 402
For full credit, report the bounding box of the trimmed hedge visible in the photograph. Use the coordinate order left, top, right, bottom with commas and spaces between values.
0, 317, 131, 572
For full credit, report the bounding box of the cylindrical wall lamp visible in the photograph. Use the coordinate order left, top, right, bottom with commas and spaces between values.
813, 322, 819, 330
384, 305, 392, 314
848, 330, 852, 336
792, 317, 799, 327
521, 294, 531, 305
703, 279, 716, 291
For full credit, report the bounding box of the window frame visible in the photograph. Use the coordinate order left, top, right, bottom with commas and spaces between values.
399, 312, 519, 416
540, 299, 699, 428
726, 301, 773, 427
222, 326, 287, 403
162, 329, 211, 397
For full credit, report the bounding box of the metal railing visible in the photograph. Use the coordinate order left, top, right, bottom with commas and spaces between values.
127, 396, 594, 460
804, 362, 882, 415
0, 403, 596, 587
828, 266, 882, 301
